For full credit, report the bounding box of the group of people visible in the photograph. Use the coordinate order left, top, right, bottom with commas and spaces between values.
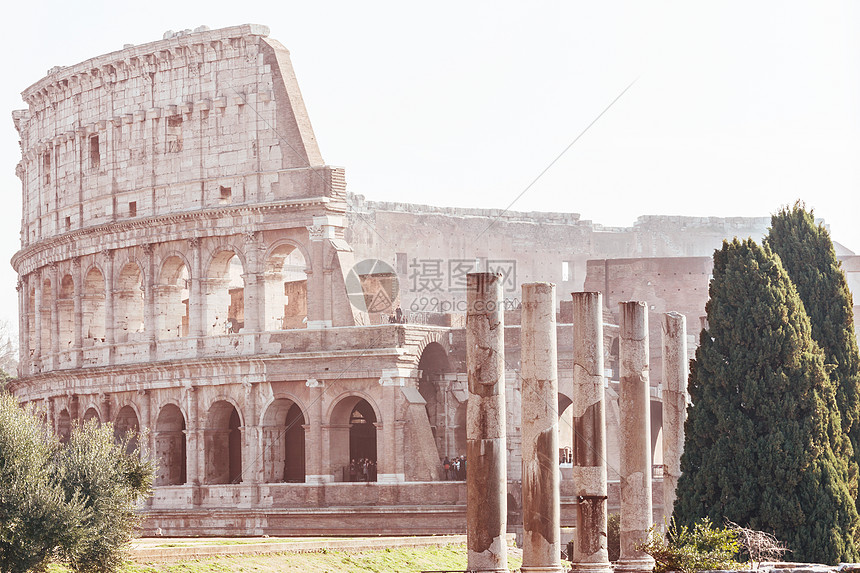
348, 458, 377, 482
442, 455, 466, 481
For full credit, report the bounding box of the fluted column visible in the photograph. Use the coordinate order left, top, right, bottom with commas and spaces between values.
616, 301, 655, 573
521, 283, 562, 573
571, 292, 612, 573
661, 311, 688, 521
466, 272, 507, 572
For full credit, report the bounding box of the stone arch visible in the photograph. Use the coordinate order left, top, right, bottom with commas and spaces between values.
413, 331, 452, 360
82, 266, 106, 342
58, 274, 75, 349
203, 241, 247, 272
156, 255, 190, 339
260, 397, 306, 483
203, 249, 245, 335
417, 342, 452, 459
57, 408, 71, 444
40, 277, 53, 354
115, 261, 145, 342
263, 241, 308, 330
155, 403, 187, 486
82, 406, 101, 425
329, 394, 379, 482
113, 404, 140, 454
204, 399, 243, 484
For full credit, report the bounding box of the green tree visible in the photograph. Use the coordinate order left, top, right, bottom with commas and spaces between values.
0, 393, 83, 573
766, 203, 860, 503
674, 238, 859, 564
0, 393, 153, 573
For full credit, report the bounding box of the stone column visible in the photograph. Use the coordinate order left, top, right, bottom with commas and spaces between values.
142, 244, 157, 356
661, 312, 688, 521
571, 292, 612, 573
33, 271, 42, 364
242, 231, 264, 334
50, 264, 60, 366
138, 389, 153, 458
616, 301, 655, 573
72, 259, 83, 368
103, 250, 115, 362
188, 238, 204, 339
377, 369, 408, 484
466, 272, 508, 572
306, 224, 327, 329
305, 378, 327, 484
521, 283, 562, 573
18, 278, 29, 377
243, 381, 259, 484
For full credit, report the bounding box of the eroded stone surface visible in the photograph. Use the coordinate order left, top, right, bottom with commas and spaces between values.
570, 292, 612, 573
466, 272, 508, 572
617, 301, 655, 573
661, 311, 687, 521
520, 283, 562, 573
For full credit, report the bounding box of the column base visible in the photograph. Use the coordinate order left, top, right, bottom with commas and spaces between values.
521, 566, 566, 573
376, 473, 405, 484
615, 556, 656, 573
305, 474, 331, 484
306, 320, 332, 330
569, 561, 613, 573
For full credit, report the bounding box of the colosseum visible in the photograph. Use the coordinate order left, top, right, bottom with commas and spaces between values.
11, 24, 860, 537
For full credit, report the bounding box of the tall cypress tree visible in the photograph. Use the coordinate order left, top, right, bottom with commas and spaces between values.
766, 203, 860, 505
674, 238, 859, 564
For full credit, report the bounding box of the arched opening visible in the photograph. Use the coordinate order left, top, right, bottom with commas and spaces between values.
156, 256, 189, 339
113, 405, 140, 454
82, 268, 106, 343
204, 401, 242, 484
155, 404, 187, 486
329, 396, 377, 482
264, 244, 308, 330
260, 399, 306, 483
58, 275, 75, 350
558, 394, 573, 466
204, 251, 244, 335
82, 407, 100, 425
417, 342, 452, 458
57, 408, 71, 444
116, 263, 144, 342
41, 279, 53, 353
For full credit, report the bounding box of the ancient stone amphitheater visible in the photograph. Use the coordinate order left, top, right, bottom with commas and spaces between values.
15, 24, 846, 537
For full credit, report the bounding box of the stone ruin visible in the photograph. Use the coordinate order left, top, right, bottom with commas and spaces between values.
6, 23, 772, 544
463, 274, 687, 572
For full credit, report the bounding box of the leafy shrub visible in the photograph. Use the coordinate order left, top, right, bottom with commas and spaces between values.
607, 513, 620, 562
638, 518, 740, 573
0, 393, 153, 573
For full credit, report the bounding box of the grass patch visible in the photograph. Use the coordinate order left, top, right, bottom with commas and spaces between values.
47, 543, 555, 573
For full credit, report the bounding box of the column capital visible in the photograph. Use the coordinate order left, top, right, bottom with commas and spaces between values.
306, 378, 325, 388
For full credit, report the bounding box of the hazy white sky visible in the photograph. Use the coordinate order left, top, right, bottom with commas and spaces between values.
1, 0, 858, 333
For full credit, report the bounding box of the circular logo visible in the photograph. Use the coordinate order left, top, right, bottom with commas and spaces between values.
345, 259, 400, 315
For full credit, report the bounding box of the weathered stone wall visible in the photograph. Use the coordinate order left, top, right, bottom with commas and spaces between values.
346, 194, 772, 325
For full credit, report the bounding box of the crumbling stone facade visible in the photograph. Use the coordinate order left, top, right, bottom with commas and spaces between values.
10, 25, 466, 535
13, 24, 858, 538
